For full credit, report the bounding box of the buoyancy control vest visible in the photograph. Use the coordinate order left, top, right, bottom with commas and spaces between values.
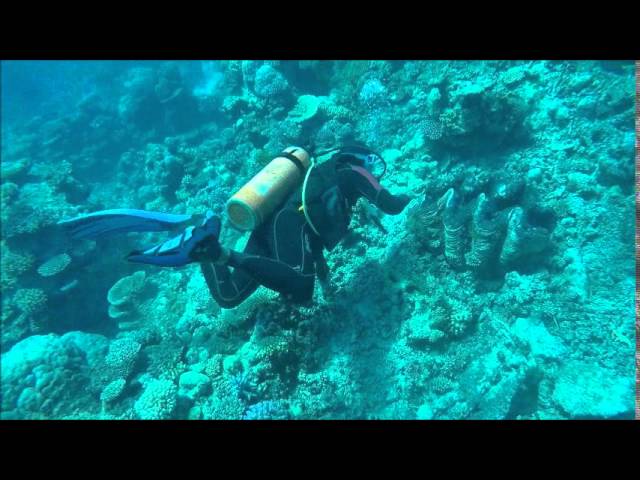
301, 157, 353, 251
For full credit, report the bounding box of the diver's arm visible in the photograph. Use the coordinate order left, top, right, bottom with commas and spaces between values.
338, 164, 411, 215
374, 189, 412, 215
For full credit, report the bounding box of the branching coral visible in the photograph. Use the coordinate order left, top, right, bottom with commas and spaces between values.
134, 378, 178, 420
103, 337, 142, 383
403, 309, 447, 348
1, 242, 35, 289
3, 182, 76, 238
201, 376, 247, 420
253, 64, 289, 99
146, 341, 186, 382
203, 354, 224, 380
359, 79, 388, 108
100, 378, 127, 405
431, 376, 455, 394
13, 288, 47, 316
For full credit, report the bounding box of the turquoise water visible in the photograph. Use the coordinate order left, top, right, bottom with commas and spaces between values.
0, 60, 635, 420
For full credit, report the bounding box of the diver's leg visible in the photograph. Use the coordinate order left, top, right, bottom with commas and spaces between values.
199, 231, 265, 309
225, 209, 316, 303
200, 263, 259, 309
226, 252, 315, 303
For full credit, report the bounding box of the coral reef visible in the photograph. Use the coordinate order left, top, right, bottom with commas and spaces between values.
0, 60, 634, 420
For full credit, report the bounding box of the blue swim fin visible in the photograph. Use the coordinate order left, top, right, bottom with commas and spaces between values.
58, 208, 193, 240
126, 212, 222, 267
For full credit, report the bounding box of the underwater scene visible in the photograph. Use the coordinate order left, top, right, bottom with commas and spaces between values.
0, 60, 636, 420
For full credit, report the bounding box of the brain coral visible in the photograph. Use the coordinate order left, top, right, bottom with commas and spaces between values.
1, 334, 92, 418
134, 378, 178, 420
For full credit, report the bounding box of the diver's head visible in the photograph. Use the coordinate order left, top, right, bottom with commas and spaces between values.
334, 145, 387, 180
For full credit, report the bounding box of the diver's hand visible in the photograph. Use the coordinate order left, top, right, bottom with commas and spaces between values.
377, 190, 412, 215
396, 193, 412, 209
375, 188, 411, 215
187, 215, 223, 262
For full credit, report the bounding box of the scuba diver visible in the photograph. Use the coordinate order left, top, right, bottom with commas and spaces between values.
59, 145, 412, 308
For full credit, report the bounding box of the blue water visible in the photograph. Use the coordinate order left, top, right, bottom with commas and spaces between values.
0, 60, 636, 420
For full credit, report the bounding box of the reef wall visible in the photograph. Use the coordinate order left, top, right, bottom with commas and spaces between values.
0, 60, 635, 419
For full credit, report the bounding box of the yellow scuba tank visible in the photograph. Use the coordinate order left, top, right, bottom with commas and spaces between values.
226, 146, 311, 230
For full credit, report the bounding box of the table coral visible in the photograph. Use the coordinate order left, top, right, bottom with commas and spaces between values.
288, 95, 323, 124
36, 253, 71, 277
107, 271, 146, 319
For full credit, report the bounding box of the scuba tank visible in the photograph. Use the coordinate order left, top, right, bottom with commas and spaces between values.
226, 146, 311, 230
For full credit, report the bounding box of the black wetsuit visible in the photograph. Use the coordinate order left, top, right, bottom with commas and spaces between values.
200, 156, 411, 308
